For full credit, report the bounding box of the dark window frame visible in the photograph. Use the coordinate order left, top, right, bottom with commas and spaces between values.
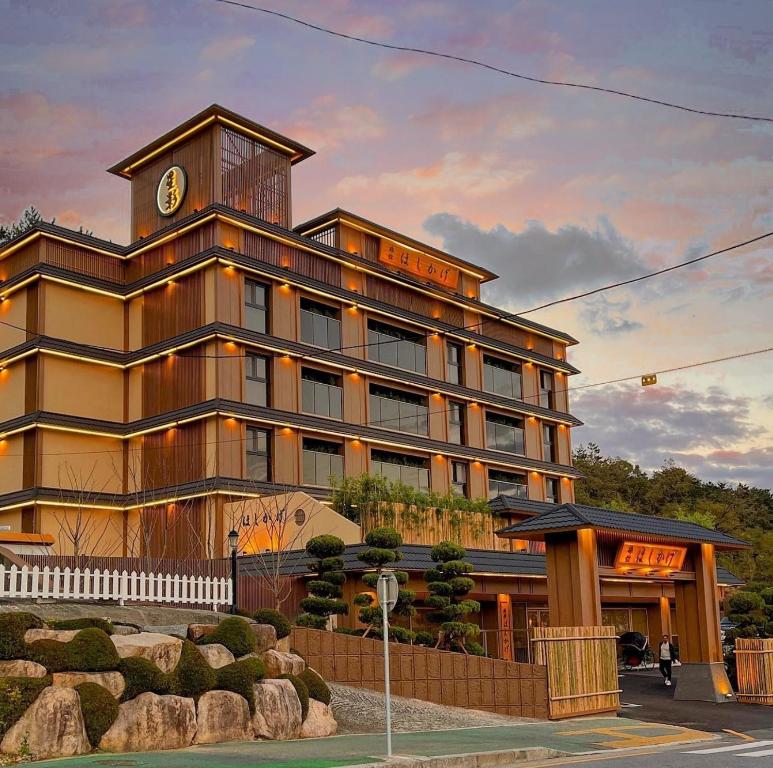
301, 367, 343, 420
302, 437, 344, 487
246, 426, 271, 482
300, 297, 342, 349
485, 412, 525, 455
446, 341, 464, 385
542, 423, 557, 463
483, 354, 523, 400
245, 352, 269, 406
488, 469, 528, 500
448, 401, 465, 445
451, 460, 469, 498
539, 369, 555, 410
245, 279, 269, 334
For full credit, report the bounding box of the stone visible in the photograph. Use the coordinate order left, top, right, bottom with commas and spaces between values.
0, 686, 89, 759
99, 693, 196, 753
260, 649, 305, 678
196, 643, 235, 670
111, 624, 140, 636
142, 624, 189, 639
52, 671, 126, 699
300, 699, 337, 738
276, 636, 291, 653
251, 623, 277, 653
24, 628, 78, 643
252, 679, 302, 740
188, 623, 218, 641
0, 659, 47, 678
111, 632, 183, 673
194, 691, 253, 744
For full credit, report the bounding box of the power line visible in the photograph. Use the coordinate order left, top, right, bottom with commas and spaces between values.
212, 0, 773, 124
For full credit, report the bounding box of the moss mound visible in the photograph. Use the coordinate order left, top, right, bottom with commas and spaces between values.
215, 657, 266, 713
0, 676, 51, 737
197, 617, 256, 657
48, 617, 113, 635
169, 640, 216, 699
118, 657, 169, 702
298, 667, 330, 705
253, 609, 291, 640
76, 681, 119, 746
27, 628, 119, 673
279, 673, 309, 721
0, 612, 44, 660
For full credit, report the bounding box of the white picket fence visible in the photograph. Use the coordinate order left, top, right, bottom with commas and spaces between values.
0, 564, 231, 610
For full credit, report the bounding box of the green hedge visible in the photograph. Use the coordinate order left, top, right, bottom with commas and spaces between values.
253, 609, 291, 639
298, 668, 330, 705
118, 657, 170, 702
76, 682, 119, 746
48, 617, 113, 635
26, 628, 119, 673
0, 612, 44, 660
197, 617, 256, 657
0, 676, 51, 737
169, 640, 216, 699
215, 657, 266, 713
279, 673, 309, 721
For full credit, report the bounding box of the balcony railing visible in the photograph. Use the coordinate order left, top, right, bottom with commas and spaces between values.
369, 394, 428, 435
300, 309, 341, 349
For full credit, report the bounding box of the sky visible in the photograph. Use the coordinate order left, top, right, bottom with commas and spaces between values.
1, 0, 772, 489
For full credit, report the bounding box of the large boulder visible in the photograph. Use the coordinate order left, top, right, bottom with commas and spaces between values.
196, 643, 235, 670
276, 636, 291, 653
252, 679, 302, 740
53, 671, 126, 699
24, 628, 78, 643
0, 659, 47, 678
194, 691, 253, 744
0, 686, 89, 759
260, 649, 304, 678
251, 624, 277, 653
111, 632, 183, 673
188, 623, 217, 641
111, 623, 140, 636
99, 693, 196, 753
142, 624, 188, 639
300, 699, 337, 739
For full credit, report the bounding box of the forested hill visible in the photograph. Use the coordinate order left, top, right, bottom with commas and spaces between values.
572, 444, 773, 588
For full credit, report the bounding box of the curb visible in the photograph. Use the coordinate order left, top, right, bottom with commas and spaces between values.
348, 747, 567, 768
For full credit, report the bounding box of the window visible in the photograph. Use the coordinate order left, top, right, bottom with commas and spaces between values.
371, 450, 429, 491
245, 353, 269, 406
451, 461, 468, 497
545, 477, 559, 504
246, 427, 270, 481
368, 320, 426, 373
483, 355, 522, 399
245, 279, 269, 333
488, 470, 527, 500
448, 401, 465, 444
300, 297, 341, 349
447, 342, 464, 385
539, 370, 555, 409
302, 438, 343, 487
542, 424, 557, 462
485, 412, 525, 454
369, 384, 428, 435
301, 368, 342, 419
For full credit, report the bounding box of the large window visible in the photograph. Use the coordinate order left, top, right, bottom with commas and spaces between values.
368, 320, 426, 373
545, 477, 559, 504
245, 353, 269, 406
483, 355, 522, 399
245, 279, 269, 333
302, 438, 343, 487
300, 297, 341, 349
542, 424, 557, 462
539, 370, 555, 409
451, 461, 469, 498
447, 342, 464, 385
369, 384, 428, 435
246, 427, 270, 481
486, 412, 525, 454
448, 401, 465, 444
371, 450, 429, 491
488, 469, 527, 500
301, 368, 342, 419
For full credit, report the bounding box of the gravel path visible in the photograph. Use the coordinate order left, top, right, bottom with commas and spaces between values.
330, 683, 535, 734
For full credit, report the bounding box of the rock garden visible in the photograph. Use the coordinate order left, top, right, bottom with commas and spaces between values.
0, 608, 336, 761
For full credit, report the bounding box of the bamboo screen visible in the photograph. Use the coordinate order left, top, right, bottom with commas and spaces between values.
221, 127, 291, 228
532, 625, 620, 719
735, 638, 773, 705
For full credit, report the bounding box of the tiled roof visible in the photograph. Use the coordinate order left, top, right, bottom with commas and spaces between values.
487, 496, 558, 516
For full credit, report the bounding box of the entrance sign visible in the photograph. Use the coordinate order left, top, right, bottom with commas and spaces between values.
377, 570, 399, 757
615, 541, 687, 571
379, 240, 460, 290
156, 166, 187, 216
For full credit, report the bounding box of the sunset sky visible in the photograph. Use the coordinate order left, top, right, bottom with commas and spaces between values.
1, 0, 771, 487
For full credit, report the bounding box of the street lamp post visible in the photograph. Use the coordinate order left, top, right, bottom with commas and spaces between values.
377, 570, 399, 758
228, 529, 239, 614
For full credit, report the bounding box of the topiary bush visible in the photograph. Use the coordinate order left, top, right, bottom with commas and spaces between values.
296, 535, 348, 630
0, 676, 51, 737
26, 638, 70, 672
26, 628, 119, 673
169, 640, 217, 699
49, 617, 113, 635
0, 612, 44, 660
76, 681, 119, 746
215, 657, 266, 713
118, 657, 169, 702
279, 673, 309, 721
298, 667, 330, 705
253, 609, 291, 640
197, 617, 256, 656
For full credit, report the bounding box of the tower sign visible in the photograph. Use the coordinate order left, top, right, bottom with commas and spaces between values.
156, 166, 187, 216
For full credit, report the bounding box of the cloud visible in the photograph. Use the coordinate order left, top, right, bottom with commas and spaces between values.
580, 295, 643, 335
423, 213, 647, 305
201, 35, 254, 61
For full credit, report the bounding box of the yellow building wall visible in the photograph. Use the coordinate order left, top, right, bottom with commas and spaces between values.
0, 290, 28, 351
342, 306, 364, 361
0, 364, 25, 423
273, 356, 297, 413
36, 503, 126, 557
272, 283, 296, 342
39, 431, 123, 493
426, 332, 444, 380
127, 298, 142, 351
41, 357, 123, 422
0, 435, 24, 494
343, 372, 366, 424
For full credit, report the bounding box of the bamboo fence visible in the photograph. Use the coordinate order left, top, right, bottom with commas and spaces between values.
532, 625, 620, 719
735, 638, 773, 705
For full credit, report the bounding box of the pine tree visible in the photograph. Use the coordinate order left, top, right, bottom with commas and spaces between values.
0, 206, 43, 244
296, 535, 348, 630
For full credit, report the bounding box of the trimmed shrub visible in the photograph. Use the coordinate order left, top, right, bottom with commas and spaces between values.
296, 535, 348, 629
215, 657, 266, 713
0, 676, 51, 737
197, 617, 256, 657
279, 673, 309, 721
253, 609, 292, 640
76, 681, 119, 746
26, 639, 71, 673
26, 628, 119, 673
0, 612, 44, 660
169, 640, 217, 699
118, 657, 170, 702
49, 617, 113, 635
413, 631, 436, 647
298, 668, 330, 705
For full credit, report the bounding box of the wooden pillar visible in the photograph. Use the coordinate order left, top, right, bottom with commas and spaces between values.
545, 528, 602, 627
497, 594, 514, 661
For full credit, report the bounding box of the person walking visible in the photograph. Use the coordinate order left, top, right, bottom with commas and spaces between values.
659, 634, 676, 686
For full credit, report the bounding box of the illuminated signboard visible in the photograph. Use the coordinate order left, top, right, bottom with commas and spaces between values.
156, 166, 187, 217
615, 541, 687, 572
378, 240, 460, 290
